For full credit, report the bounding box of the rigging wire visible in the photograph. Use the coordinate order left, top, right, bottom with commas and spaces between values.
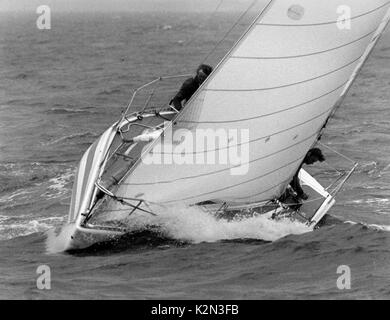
322, 161, 343, 176
112, 196, 157, 217
184, 0, 226, 50
317, 141, 357, 165
201, 0, 261, 64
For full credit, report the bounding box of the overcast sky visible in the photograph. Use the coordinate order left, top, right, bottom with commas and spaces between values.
0, 0, 261, 12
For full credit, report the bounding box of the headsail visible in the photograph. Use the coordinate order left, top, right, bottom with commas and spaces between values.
109, 0, 390, 207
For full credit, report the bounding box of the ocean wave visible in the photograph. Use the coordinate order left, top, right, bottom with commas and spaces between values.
0, 162, 72, 193
349, 197, 390, 203
380, 163, 390, 174
0, 215, 10, 223
46, 107, 96, 115
44, 131, 98, 146
376, 55, 390, 60
0, 174, 42, 196
41, 168, 74, 200
97, 88, 122, 96
0, 216, 65, 241
4, 99, 25, 106
357, 161, 378, 173
344, 220, 390, 232
14, 73, 29, 80
0, 190, 32, 204
0, 163, 75, 211
0, 104, 11, 110
366, 224, 390, 232
347, 197, 390, 213
48, 84, 68, 90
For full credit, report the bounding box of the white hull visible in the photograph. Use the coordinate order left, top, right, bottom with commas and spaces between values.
59, 166, 357, 251
53, 223, 125, 251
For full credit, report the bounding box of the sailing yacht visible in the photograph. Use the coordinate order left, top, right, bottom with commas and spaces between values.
58, 0, 390, 250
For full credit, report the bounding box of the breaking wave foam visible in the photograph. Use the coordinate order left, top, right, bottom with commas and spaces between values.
46, 107, 95, 115
0, 217, 65, 241
43, 132, 98, 146
127, 204, 312, 243
345, 220, 390, 232
45, 224, 76, 254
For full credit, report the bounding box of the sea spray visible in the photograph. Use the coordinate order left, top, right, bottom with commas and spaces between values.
126, 204, 312, 243
45, 224, 77, 254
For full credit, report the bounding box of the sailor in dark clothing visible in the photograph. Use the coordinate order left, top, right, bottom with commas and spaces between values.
290, 148, 326, 200
278, 148, 325, 211
170, 64, 213, 111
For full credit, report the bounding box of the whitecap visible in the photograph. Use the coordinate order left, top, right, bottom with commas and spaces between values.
344, 220, 390, 232
0, 216, 65, 241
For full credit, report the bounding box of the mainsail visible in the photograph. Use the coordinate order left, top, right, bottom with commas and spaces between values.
68, 0, 390, 229
104, 0, 390, 208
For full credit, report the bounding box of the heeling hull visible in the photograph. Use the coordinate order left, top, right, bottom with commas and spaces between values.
52, 223, 125, 252
114, 0, 390, 206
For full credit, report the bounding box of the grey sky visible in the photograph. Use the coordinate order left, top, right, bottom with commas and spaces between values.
0, 0, 261, 12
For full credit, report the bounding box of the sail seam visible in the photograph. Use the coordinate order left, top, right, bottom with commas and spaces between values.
204, 54, 362, 92
122, 131, 319, 186
161, 156, 305, 204
257, 1, 390, 27
231, 29, 376, 60
233, 178, 292, 201
179, 81, 347, 125
153, 104, 337, 156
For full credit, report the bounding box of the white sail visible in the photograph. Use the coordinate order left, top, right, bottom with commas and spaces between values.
106, 0, 390, 207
